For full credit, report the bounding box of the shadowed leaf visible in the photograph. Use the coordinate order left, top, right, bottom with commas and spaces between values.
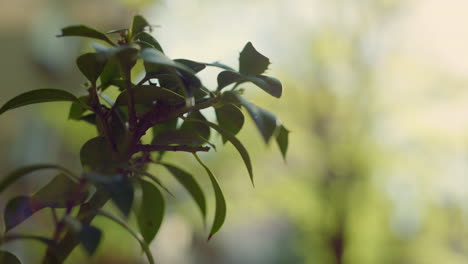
79, 225, 102, 256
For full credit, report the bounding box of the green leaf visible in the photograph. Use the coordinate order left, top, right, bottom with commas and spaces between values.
140, 48, 196, 75
69, 96, 90, 120
0, 251, 21, 264
99, 59, 121, 90
131, 15, 150, 38
152, 118, 178, 138
0, 89, 81, 115
137, 180, 165, 245
79, 225, 102, 256
226, 91, 279, 143
80, 137, 117, 173
34, 173, 88, 208
215, 104, 244, 143
115, 85, 185, 106
135, 32, 164, 53
180, 110, 210, 141
174, 59, 206, 73
193, 154, 226, 240
4, 173, 87, 231
4, 196, 45, 232
133, 170, 174, 197
76, 53, 107, 83
217, 71, 282, 98
58, 25, 115, 46
141, 49, 200, 104
239, 42, 270, 75
97, 209, 155, 264
276, 125, 289, 161
183, 118, 254, 186
86, 172, 134, 217
0, 164, 78, 193
161, 164, 206, 220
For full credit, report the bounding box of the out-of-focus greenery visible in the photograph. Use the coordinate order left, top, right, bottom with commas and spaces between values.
2, 0, 468, 263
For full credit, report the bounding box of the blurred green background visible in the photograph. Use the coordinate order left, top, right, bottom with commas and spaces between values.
2, 0, 468, 263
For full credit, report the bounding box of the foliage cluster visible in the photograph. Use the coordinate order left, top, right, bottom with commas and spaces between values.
0, 15, 288, 263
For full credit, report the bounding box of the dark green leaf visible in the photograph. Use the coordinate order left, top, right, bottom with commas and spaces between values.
58, 25, 114, 46
79, 225, 102, 256
0, 164, 78, 193
193, 154, 226, 240
174, 59, 206, 73
131, 15, 150, 38
180, 110, 210, 141
217, 71, 243, 90
217, 71, 282, 98
162, 164, 206, 220
216, 104, 244, 143
276, 125, 289, 161
226, 91, 279, 143
135, 32, 164, 53
183, 118, 254, 186
0, 89, 82, 115
97, 210, 155, 264
77, 53, 107, 83
0, 251, 21, 264
239, 42, 270, 75
4, 196, 45, 231
137, 180, 165, 245
248, 75, 282, 98
115, 85, 185, 106
87, 172, 134, 217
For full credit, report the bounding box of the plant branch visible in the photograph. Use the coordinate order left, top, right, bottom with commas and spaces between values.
41, 190, 110, 264
136, 144, 210, 153
124, 69, 137, 131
